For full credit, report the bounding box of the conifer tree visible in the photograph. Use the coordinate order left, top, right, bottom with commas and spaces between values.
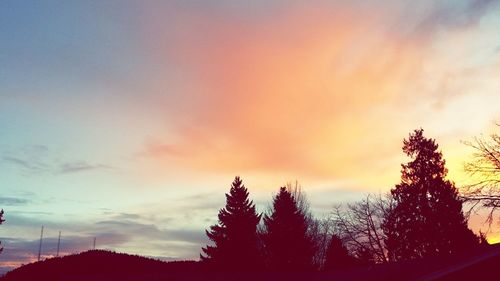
324, 234, 356, 270
383, 129, 478, 261
200, 176, 261, 270
262, 187, 314, 271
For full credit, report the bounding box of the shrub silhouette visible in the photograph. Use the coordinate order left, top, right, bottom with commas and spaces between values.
200, 176, 262, 270
262, 187, 314, 271
383, 129, 478, 261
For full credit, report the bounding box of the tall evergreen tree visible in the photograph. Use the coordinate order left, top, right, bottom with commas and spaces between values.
262, 187, 314, 271
324, 234, 356, 270
383, 129, 478, 261
200, 176, 261, 270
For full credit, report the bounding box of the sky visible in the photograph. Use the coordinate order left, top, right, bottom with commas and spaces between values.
1, 0, 500, 273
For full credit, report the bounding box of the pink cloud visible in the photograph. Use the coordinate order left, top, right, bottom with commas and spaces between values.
131, 1, 499, 189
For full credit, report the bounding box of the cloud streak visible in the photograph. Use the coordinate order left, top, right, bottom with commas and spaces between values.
1, 145, 113, 176
0, 197, 30, 206
58, 161, 113, 174
409, 0, 498, 35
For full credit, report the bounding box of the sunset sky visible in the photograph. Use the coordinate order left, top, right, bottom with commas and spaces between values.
1, 0, 500, 273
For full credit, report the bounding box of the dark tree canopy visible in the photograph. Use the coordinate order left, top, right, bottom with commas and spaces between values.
262, 187, 315, 271
200, 176, 262, 270
323, 234, 357, 270
383, 129, 478, 262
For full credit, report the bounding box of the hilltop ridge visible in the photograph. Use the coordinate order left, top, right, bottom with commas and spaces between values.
3, 244, 500, 281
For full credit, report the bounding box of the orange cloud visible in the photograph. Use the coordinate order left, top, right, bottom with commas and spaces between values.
134, 1, 500, 192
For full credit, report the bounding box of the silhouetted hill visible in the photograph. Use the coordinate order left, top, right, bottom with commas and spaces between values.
2, 244, 499, 281
1, 250, 199, 281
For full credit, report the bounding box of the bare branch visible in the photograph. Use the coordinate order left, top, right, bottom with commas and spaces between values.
460, 127, 500, 226
330, 194, 392, 263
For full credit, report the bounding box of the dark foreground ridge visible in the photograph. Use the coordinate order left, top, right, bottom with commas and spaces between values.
2, 244, 500, 281
0, 250, 198, 281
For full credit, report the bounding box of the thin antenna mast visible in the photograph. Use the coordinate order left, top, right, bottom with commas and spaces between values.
37, 226, 44, 261
93, 237, 96, 250
56, 231, 61, 257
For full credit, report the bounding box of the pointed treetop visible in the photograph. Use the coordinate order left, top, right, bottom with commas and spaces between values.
201, 176, 261, 269
400, 128, 447, 186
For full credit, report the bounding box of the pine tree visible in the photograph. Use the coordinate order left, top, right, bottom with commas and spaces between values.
383, 129, 478, 261
200, 176, 262, 270
324, 234, 356, 270
262, 187, 314, 271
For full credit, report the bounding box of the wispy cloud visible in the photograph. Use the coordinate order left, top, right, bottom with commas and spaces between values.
1, 145, 52, 174
93, 219, 203, 244
2, 156, 35, 170
0, 197, 30, 206
58, 161, 113, 174
411, 0, 498, 35
2, 145, 113, 175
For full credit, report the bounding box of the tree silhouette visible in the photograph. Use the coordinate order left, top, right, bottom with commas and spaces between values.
284, 182, 327, 268
200, 176, 262, 270
332, 194, 393, 263
308, 217, 334, 269
0, 209, 4, 254
383, 129, 478, 262
324, 234, 357, 270
262, 187, 314, 271
461, 128, 499, 225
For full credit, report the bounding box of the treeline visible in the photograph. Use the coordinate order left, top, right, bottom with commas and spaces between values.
200, 129, 487, 271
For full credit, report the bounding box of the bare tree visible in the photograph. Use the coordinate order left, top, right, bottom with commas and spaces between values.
308, 217, 335, 269
331, 194, 394, 264
285, 181, 310, 216
461, 128, 500, 225
285, 181, 331, 269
